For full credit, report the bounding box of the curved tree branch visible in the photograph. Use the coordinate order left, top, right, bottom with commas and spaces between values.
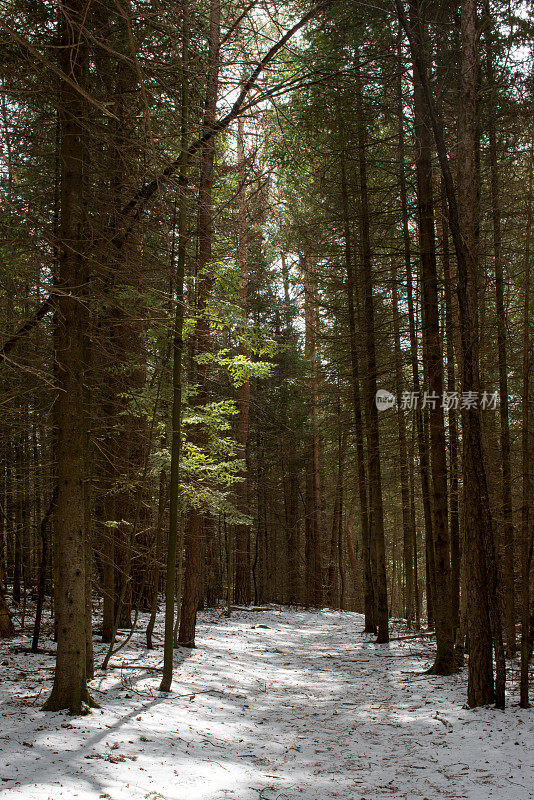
1, 0, 332, 361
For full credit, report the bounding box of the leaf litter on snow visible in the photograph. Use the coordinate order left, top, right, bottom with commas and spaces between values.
0, 606, 532, 799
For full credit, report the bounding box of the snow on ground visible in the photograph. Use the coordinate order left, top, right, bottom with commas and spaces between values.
0, 608, 532, 800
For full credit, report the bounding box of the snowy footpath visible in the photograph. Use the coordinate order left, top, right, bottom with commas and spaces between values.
0, 608, 532, 800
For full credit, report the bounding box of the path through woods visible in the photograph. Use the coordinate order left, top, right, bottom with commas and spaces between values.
0, 609, 532, 799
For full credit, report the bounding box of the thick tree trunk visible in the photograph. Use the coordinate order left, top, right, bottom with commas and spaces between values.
396, 0, 506, 707
43, 0, 95, 713
177, 0, 220, 647
340, 152, 375, 632
160, 4, 190, 689
397, 47, 434, 628
12, 437, 22, 606
355, 58, 389, 642
484, 16, 515, 657
458, 0, 505, 706
410, 24, 454, 673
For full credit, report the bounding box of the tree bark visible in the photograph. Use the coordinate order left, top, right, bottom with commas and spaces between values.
31, 490, 57, 651
439, 179, 460, 639
484, 12, 515, 657
280, 252, 300, 605
520, 139, 533, 709
177, 0, 221, 648
43, 0, 96, 713
340, 151, 375, 632
327, 421, 347, 608
458, 0, 505, 706
391, 259, 414, 626
234, 114, 252, 605
303, 256, 323, 608
160, 2, 190, 690
397, 40, 434, 628
396, 0, 506, 707
0, 559, 14, 637
394, 48, 415, 627
410, 11, 454, 672
354, 56, 388, 643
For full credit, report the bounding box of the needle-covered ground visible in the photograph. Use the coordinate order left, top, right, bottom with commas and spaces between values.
0, 608, 532, 800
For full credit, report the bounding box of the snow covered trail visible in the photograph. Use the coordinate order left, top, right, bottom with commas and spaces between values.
0, 608, 532, 800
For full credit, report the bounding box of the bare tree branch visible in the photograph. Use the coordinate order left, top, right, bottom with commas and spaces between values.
0, 0, 332, 360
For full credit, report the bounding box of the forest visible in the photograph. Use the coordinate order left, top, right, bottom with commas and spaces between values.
0, 0, 532, 798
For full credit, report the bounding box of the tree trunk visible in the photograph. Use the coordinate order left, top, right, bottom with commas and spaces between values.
354, 57, 389, 642
178, 510, 204, 647
43, 0, 95, 712
160, 2, 190, 690
280, 252, 300, 606
0, 559, 14, 637
327, 421, 347, 608
147, 465, 166, 650
340, 151, 375, 632
396, 0, 506, 707
458, 0, 505, 706
520, 140, 533, 709
409, 421, 421, 628
303, 256, 323, 608
234, 114, 252, 605
410, 18, 454, 673
391, 259, 414, 626
397, 42, 434, 629
484, 14, 515, 657
177, 0, 220, 647
439, 179, 460, 639
31, 490, 57, 651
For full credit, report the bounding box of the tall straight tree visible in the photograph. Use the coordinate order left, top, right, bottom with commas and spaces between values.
457, 0, 505, 704
354, 53, 388, 643
340, 149, 374, 632
234, 114, 252, 605
303, 255, 323, 608
396, 40, 435, 628
519, 137, 532, 709
391, 260, 414, 626
394, 48, 415, 627
43, 0, 96, 713
396, 0, 506, 707
439, 180, 460, 638
98, 0, 146, 639
177, 0, 221, 647
409, 1, 454, 673
483, 9, 515, 657
160, 3, 190, 692
279, 250, 300, 606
